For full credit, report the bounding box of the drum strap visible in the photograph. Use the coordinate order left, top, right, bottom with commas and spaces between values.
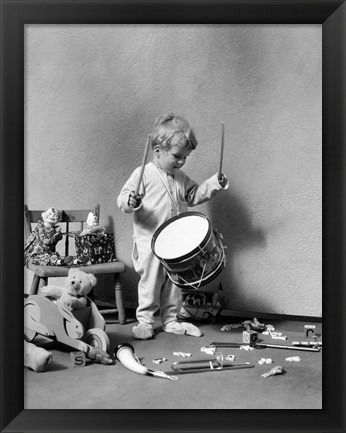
154, 165, 180, 215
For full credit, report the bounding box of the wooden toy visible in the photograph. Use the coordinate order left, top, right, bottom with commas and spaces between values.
242, 330, 258, 345
70, 351, 86, 367
24, 294, 110, 361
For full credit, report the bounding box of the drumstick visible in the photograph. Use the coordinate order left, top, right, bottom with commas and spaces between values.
135, 134, 152, 195
218, 122, 225, 180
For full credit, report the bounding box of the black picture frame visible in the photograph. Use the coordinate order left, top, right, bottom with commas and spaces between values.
1, 1, 344, 432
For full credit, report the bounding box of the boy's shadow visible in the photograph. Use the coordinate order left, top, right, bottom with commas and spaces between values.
208, 191, 267, 299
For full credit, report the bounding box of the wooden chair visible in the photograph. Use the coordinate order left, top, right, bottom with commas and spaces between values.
24, 204, 126, 324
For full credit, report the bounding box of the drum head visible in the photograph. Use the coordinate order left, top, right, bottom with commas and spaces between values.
153, 213, 209, 260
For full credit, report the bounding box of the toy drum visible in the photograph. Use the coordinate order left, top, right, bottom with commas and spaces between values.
151, 212, 226, 289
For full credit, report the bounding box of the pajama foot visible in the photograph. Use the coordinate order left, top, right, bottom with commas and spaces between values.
162, 321, 202, 337
132, 323, 154, 340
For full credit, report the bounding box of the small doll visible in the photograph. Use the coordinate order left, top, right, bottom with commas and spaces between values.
24, 207, 73, 266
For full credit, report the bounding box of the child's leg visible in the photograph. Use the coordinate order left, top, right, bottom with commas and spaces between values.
160, 278, 182, 325
133, 248, 166, 339
160, 278, 202, 337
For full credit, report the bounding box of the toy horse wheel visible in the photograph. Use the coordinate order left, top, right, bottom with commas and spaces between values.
84, 328, 110, 352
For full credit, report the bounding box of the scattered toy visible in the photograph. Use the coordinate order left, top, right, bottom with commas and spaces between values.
173, 352, 191, 358
304, 324, 316, 338
171, 360, 254, 375
221, 317, 268, 333
292, 340, 322, 347
261, 365, 285, 378
221, 323, 243, 331
225, 354, 236, 361
255, 342, 320, 352
240, 345, 254, 351
258, 357, 273, 365
115, 344, 178, 381
258, 358, 273, 365
153, 357, 168, 364
263, 325, 276, 335
70, 350, 86, 367
201, 346, 217, 355
285, 356, 301, 362
243, 330, 258, 345
243, 317, 267, 332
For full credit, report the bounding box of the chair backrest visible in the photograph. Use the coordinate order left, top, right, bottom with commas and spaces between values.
24, 204, 100, 257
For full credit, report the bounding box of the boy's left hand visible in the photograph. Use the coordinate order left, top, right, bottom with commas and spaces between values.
218, 173, 227, 188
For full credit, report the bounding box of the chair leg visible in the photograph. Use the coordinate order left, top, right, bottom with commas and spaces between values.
114, 274, 126, 324
29, 275, 40, 295
39, 277, 48, 289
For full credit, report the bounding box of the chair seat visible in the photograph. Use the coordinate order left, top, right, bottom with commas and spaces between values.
28, 261, 126, 278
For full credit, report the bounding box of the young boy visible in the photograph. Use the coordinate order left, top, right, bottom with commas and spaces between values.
117, 114, 228, 340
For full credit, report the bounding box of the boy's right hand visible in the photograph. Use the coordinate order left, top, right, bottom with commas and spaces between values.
128, 191, 142, 209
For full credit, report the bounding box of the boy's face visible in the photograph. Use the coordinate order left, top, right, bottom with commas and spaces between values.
155, 144, 192, 175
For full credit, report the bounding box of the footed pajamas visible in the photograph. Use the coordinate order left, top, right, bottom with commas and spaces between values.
117, 161, 227, 329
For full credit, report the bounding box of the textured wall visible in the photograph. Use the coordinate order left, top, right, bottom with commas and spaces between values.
24, 25, 322, 317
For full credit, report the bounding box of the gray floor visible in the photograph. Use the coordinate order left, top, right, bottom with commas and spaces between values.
24, 314, 322, 409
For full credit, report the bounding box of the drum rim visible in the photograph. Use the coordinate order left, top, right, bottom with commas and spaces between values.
151, 211, 211, 263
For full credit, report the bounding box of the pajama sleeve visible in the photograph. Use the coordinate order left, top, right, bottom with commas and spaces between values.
117, 167, 143, 213
184, 173, 229, 207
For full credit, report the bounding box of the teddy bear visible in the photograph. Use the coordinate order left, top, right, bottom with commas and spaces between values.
24, 339, 52, 372
24, 207, 73, 266
39, 268, 97, 311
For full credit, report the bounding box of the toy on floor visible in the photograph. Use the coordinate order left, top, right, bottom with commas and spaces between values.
24, 207, 73, 266
115, 343, 179, 381
178, 289, 224, 323
24, 277, 112, 366
261, 365, 285, 378
24, 340, 52, 372
39, 268, 97, 311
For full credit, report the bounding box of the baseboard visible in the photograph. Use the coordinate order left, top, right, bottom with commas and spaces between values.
124, 301, 322, 323
220, 309, 322, 323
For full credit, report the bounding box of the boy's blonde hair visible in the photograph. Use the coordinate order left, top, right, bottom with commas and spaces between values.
152, 114, 198, 151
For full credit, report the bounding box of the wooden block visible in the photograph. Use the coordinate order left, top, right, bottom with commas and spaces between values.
70, 351, 86, 367
243, 330, 258, 345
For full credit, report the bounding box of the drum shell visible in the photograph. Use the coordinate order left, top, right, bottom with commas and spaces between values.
152, 212, 225, 289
